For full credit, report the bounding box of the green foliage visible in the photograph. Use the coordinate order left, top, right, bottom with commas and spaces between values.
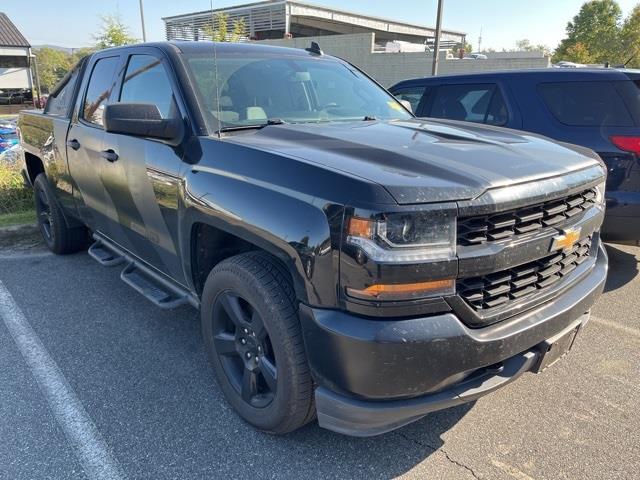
553, 0, 626, 64
34, 48, 73, 94
514, 39, 552, 56
202, 13, 247, 42
0, 162, 33, 215
93, 14, 138, 50
0, 210, 36, 227
451, 42, 473, 57
621, 5, 640, 66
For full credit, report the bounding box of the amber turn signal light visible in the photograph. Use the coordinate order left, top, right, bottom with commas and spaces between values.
347, 217, 374, 238
347, 278, 455, 301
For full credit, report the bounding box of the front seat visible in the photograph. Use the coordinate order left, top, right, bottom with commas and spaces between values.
434, 98, 468, 121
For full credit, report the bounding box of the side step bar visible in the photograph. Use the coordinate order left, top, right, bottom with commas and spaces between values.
88, 236, 198, 310
88, 241, 125, 266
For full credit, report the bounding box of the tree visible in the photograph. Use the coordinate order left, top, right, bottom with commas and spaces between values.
94, 14, 138, 49
514, 39, 552, 56
203, 13, 247, 42
34, 47, 74, 93
553, 0, 623, 64
621, 5, 640, 67
451, 42, 473, 57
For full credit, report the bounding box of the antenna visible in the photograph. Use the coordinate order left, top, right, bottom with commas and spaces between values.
624, 46, 640, 66
305, 42, 323, 55
210, 0, 222, 138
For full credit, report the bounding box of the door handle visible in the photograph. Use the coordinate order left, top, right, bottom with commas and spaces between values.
101, 149, 119, 162
66, 139, 81, 150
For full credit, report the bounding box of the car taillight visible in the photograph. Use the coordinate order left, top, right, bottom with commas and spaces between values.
610, 136, 640, 156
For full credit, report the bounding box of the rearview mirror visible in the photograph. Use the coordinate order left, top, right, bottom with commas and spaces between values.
104, 103, 183, 142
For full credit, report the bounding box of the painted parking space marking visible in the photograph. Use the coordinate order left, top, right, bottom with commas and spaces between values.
0, 280, 126, 480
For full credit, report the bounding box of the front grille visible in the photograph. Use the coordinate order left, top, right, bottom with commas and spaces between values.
457, 237, 592, 310
457, 188, 597, 246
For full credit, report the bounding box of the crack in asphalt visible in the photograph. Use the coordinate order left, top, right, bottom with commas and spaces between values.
397, 431, 481, 479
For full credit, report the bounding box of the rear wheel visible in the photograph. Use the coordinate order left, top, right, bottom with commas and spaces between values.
33, 174, 87, 254
201, 251, 315, 434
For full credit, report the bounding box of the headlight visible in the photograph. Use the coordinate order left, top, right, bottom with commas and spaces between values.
346, 210, 456, 263
342, 207, 457, 302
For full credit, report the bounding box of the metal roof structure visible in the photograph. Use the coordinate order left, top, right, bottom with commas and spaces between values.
163, 0, 466, 46
0, 13, 30, 48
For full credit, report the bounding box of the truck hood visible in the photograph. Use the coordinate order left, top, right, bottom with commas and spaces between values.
225, 118, 601, 204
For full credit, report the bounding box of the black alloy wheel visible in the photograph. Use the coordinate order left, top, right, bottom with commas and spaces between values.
201, 251, 315, 434
32, 174, 88, 255
212, 291, 278, 408
35, 179, 54, 243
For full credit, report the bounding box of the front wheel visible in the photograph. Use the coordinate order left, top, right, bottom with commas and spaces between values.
201, 251, 315, 434
33, 174, 87, 254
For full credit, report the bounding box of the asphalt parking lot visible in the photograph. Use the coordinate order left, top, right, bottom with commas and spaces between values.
0, 240, 638, 480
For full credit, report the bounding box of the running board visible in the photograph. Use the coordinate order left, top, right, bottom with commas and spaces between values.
88, 234, 198, 310
88, 240, 124, 266
120, 262, 190, 309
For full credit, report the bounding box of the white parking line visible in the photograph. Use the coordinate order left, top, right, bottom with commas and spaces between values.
591, 315, 640, 339
0, 281, 126, 480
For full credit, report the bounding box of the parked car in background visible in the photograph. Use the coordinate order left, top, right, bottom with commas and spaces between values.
0, 125, 19, 154
390, 69, 640, 241
463, 53, 488, 60
0, 92, 25, 105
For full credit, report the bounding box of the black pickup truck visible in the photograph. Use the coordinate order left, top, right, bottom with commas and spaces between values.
18, 41, 608, 437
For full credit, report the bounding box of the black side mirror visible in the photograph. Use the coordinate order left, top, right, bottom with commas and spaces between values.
103, 103, 183, 142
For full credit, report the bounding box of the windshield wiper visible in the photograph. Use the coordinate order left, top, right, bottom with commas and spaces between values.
217, 118, 287, 133
363, 116, 377, 121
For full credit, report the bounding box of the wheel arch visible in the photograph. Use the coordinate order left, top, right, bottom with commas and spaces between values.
182, 192, 341, 309
23, 151, 45, 185
188, 217, 310, 304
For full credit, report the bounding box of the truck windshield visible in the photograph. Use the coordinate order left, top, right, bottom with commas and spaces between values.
183, 50, 412, 134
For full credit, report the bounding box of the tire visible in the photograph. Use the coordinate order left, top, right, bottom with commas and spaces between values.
33, 173, 87, 254
201, 251, 315, 434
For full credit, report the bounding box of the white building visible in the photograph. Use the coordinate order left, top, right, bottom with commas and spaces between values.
163, 1, 550, 87
163, 0, 466, 49
0, 12, 33, 91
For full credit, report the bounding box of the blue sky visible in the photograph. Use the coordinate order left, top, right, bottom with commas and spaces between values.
2, 0, 638, 50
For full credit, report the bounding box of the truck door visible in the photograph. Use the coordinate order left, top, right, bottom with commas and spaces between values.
100, 51, 186, 285
66, 54, 122, 236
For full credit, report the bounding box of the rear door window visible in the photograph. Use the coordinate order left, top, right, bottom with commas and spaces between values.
391, 86, 427, 114
82, 56, 120, 128
44, 65, 81, 116
615, 80, 640, 126
427, 84, 508, 125
538, 81, 636, 127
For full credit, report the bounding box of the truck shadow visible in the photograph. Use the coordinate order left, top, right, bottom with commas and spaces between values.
603, 243, 639, 293
281, 402, 475, 478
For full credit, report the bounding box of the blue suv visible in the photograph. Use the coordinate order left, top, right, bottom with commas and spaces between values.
390, 69, 640, 241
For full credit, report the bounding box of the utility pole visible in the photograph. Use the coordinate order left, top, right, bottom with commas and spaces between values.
32, 54, 43, 109
431, 0, 444, 76
478, 26, 483, 53
139, 0, 147, 42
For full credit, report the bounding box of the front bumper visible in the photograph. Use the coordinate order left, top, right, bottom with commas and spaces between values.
300, 243, 608, 436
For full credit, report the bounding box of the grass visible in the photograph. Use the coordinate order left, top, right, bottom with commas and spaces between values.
0, 160, 35, 227
0, 210, 36, 227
